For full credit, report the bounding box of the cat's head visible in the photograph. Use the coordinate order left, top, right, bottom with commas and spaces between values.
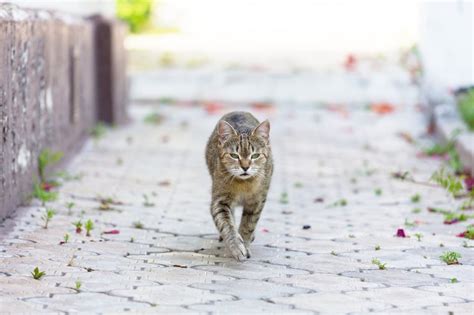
218, 120, 270, 180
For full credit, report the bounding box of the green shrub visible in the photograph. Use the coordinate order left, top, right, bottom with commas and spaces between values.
458, 90, 474, 130
116, 0, 153, 33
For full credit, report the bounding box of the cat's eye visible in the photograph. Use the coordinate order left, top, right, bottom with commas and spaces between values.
229, 153, 239, 159
251, 153, 261, 159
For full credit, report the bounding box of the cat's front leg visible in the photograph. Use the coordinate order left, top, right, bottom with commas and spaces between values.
211, 196, 248, 261
239, 198, 266, 256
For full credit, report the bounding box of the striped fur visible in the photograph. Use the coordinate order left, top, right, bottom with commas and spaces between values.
205, 111, 273, 260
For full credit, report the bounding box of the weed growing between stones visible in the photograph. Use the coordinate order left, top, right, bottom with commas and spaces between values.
440, 251, 461, 265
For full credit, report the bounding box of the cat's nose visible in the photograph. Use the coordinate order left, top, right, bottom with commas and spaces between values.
241, 166, 249, 171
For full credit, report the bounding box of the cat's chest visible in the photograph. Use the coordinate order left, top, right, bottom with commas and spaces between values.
231, 179, 262, 204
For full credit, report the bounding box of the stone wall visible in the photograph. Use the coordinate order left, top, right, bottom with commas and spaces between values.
0, 4, 128, 217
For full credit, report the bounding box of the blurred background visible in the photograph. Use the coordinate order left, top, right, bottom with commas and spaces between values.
9, 0, 472, 104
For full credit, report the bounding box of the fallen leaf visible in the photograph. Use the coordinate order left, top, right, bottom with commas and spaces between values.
261, 228, 269, 233
464, 176, 474, 191
314, 197, 324, 203
396, 228, 407, 238
158, 180, 171, 186
370, 102, 395, 115
173, 264, 188, 268
397, 132, 415, 144
344, 54, 357, 71
302, 225, 311, 230
204, 102, 225, 115
103, 230, 120, 235
251, 102, 274, 111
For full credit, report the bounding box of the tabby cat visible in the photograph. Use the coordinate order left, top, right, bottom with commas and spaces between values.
205, 111, 273, 260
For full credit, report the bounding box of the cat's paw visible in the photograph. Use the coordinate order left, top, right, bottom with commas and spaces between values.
226, 236, 248, 261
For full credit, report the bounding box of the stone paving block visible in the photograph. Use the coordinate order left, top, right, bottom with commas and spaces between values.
26, 292, 154, 313
269, 273, 384, 292
110, 284, 234, 306
347, 287, 465, 310
193, 278, 310, 299
189, 299, 308, 314
341, 269, 449, 287
271, 292, 392, 313
412, 265, 474, 283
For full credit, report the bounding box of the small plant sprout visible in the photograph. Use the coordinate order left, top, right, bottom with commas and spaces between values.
332, 199, 348, 207
73, 220, 83, 234
31, 267, 45, 280
38, 149, 63, 183
431, 168, 464, 197
294, 182, 303, 188
374, 188, 382, 196
33, 182, 58, 205
64, 233, 70, 243
42, 208, 55, 229
371, 258, 387, 270
85, 219, 94, 237
330, 250, 337, 256
412, 208, 421, 214
440, 251, 461, 265
75, 280, 82, 290
130, 237, 135, 243
133, 221, 144, 229
414, 233, 423, 242
66, 202, 75, 215
404, 218, 416, 228
411, 193, 421, 203
91, 122, 107, 140
375, 245, 381, 251
279, 192, 289, 204
143, 194, 155, 207
451, 278, 458, 283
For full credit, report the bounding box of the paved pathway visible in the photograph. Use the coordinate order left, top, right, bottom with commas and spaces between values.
1, 65, 473, 314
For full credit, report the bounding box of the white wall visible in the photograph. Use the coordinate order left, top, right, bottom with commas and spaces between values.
7, 0, 116, 17
419, 1, 473, 90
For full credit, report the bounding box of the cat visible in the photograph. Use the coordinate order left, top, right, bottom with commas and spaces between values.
205, 111, 273, 261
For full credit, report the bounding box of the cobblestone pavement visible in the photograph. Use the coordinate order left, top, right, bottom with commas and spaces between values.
1, 66, 474, 314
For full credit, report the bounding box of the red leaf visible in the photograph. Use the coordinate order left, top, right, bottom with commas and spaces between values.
344, 54, 357, 71
261, 228, 269, 233
464, 176, 474, 192
75, 227, 82, 234
444, 219, 459, 225
370, 103, 395, 115
396, 228, 407, 238
204, 102, 225, 115
103, 230, 120, 235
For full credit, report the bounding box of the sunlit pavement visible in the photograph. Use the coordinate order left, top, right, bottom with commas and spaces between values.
1, 61, 473, 313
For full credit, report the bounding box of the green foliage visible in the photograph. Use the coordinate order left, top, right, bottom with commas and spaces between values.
33, 183, 58, 205
414, 233, 423, 242
371, 258, 386, 270
31, 267, 45, 280
38, 149, 63, 183
410, 193, 421, 203
374, 188, 382, 196
133, 221, 144, 229
42, 208, 55, 229
64, 233, 70, 243
279, 192, 289, 204
144, 112, 165, 125
85, 219, 94, 237
116, 0, 153, 33
375, 245, 381, 250
91, 123, 107, 140
332, 199, 347, 207
431, 169, 464, 197
75, 280, 82, 290
142, 194, 155, 207
458, 89, 474, 130
440, 251, 461, 265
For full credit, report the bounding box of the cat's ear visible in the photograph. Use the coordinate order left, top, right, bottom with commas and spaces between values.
252, 120, 270, 143
218, 120, 237, 144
